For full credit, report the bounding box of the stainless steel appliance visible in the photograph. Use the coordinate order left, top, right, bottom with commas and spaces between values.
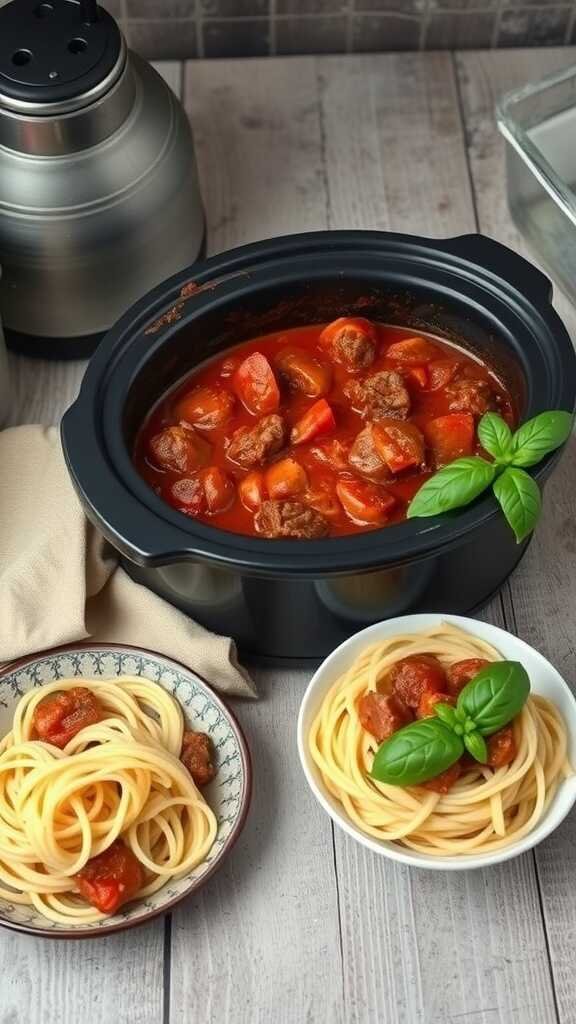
0, 0, 205, 357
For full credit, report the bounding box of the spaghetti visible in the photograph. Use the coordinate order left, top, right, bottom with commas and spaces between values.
309, 623, 572, 855
0, 677, 218, 924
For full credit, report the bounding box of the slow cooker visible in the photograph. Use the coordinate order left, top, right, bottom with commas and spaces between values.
61, 231, 576, 663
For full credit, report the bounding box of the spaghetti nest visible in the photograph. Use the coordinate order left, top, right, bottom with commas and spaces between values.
0, 677, 217, 923
309, 624, 571, 856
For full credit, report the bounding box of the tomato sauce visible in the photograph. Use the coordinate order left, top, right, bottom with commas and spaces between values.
133, 320, 516, 539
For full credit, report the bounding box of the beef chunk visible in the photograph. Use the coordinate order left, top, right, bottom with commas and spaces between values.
487, 725, 516, 768
358, 692, 412, 742
348, 425, 390, 481
149, 425, 210, 473
446, 378, 494, 416
181, 731, 216, 787
226, 414, 286, 469
344, 371, 411, 421
254, 500, 328, 539
321, 318, 377, 371
332, 328, 375, 370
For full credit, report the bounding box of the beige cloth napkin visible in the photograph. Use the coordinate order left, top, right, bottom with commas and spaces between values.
0, 425, 256, 698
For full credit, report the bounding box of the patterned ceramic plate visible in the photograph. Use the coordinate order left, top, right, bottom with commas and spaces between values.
0, 643, 252, 937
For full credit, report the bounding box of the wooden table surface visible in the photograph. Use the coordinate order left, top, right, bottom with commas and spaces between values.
3, 47, 576, 1024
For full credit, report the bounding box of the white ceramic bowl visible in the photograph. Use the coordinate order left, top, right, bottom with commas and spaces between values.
0, 643, 252, 936
297, 613, 576, 871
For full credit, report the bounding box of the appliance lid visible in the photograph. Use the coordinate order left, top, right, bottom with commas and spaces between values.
0, 0, 123, 114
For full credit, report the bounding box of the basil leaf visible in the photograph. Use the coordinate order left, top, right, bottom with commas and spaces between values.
457, 661, 530, 736
434, 703, 458, 729
478, 412, 513, 463
371, 719, 463, 787
407, 457, 496, 519
511, 410, 572, 468
464, 731, 488, 763
493, 467, 541, 543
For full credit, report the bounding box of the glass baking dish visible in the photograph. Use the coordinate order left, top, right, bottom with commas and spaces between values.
497, 63, 576, 305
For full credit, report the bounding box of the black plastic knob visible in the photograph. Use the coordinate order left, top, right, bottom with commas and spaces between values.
0, 0, 122, 104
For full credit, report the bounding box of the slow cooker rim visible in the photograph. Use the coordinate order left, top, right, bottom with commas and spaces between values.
62, 230, 576, 576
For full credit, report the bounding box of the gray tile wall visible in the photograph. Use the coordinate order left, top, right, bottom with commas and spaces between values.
105, 0, 576, 58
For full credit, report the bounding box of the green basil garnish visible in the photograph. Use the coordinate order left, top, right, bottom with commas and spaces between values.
493, 467, 541, 543
408, 408, 572, 543
477, 412, 513, 463
511, 411, 572, 468
370, 718, 463, 786
369, 659, 530, 787
407, 456, 496, 519
434, 703, 458, 729
463, 730, 488, 763
458, 661, 530, 736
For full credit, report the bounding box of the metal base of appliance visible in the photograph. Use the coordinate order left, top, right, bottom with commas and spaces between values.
5, 326, 106, 360
5, 233, 208, 361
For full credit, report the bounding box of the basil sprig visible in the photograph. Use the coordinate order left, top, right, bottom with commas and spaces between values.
408, 409, 572, 543
370, 719, 462, 787
458, 661, 530, 734
493, 468, 542, 543
370, 660, 529, 787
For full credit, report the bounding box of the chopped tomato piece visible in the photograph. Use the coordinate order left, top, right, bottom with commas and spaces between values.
425, 413, 475, 466
239, 469, 266, 512
181, 731, 216, 786
291, 399, 336, 445
234, 352, 280, 415
389, 655, 447, 709
336, 478, 396, 526
417, 691, 455, 719
358, 692, 413, 742
265, 457, 308, 499
275, 347, 332, 397
422, 761, 461, 794
319, 317, 377, 371
202, 466, 235, 514
386, 336, 441, 364
425, 359, 461, 392
487, 726, 516, 768
76, 840, 143, 915
34, 687, 102, 749
405, 366, 428, 389
373, 418, 426, 474
176, 386, 235, 431
446, 658, 490, 697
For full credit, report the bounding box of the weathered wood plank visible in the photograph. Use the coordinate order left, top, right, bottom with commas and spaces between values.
320, 51, 557, 1024
318, 52, 475, 237
169, 59, 343, 1024
184, 57, 328, 253
456, 46, 576, 1024
0, 924, 164, 1024
170, 668, 344, 1024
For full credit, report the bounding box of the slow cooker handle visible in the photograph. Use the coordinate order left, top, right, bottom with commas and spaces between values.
439, 233, 553, 306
